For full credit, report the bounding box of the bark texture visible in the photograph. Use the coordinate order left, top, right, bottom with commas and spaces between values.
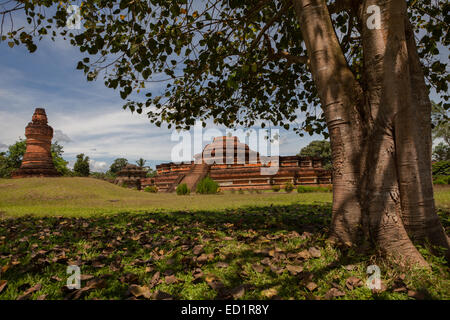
292, 0, 449, 266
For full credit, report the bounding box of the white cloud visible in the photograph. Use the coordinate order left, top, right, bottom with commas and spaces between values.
54, 129, 72, 143
89, 159, 108, 172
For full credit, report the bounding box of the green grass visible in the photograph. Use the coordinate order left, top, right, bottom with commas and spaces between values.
434, 185, 450, 210
1, 178, 448, 217
0, 178, 448, 300
0, 178, 331, 217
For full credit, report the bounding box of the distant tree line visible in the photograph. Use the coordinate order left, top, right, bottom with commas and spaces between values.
0, 139, 159, 180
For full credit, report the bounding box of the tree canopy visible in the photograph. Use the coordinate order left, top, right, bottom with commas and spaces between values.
432, 101, 450, 146
1, 0, 448, 136
433, 142, 450, 162
109, 157, 128, 174
73, 153, 90, 176
298, 140, 331, 169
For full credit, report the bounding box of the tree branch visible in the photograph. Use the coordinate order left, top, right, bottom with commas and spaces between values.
327, 0, 356, 14
264, 34, 308, 65
249, 3, 291, 52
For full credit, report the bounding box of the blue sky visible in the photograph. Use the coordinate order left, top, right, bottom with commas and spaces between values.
0, 35, 323, 172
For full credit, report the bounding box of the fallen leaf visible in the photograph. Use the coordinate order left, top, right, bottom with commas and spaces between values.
229, 285, 245, 299
216, 262, 229, 268
17, 283, 42, 300
0, 280, 7, 294
205, 275, 224, 291
153, 290, 173, 300
119, 273, 139, 284
372, 281, 387, 294
150, 271, 160, 286
286, 265, 303, 275
80, 274, 94, 281
85, 278, 106, 290
407, 290, 426, 300
297, 250, 311, 260
192, 245, 204, 255
261, 287, 278, 299
163, 269, 174, 276
165, 275, 178, 284
306, 282, 318, 291
92, 261, 105, 268
345, 276, 363, 290
308, 247, 321, 258
197, 253, 213, 263
269, 264, 283, 274
50, 276, 62, 282
344, 264, 356, 271
129, 284, 151, 299
324, 287, 345, 299
131, 234, 141, 241
252, 264, 264, 273
192, 269, 204, 283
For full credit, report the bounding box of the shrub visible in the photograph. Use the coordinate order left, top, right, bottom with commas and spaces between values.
196, 176, 219, 194
271, 185, 281, 192
297, 185, 334, 193
284, 182, 294, 193
432, 160, 450, 177
297, 185, 316, 193
432, 161, 450, 184
433, 176, 450, 185
176, 183, 190, 195
144, 186, 158, 193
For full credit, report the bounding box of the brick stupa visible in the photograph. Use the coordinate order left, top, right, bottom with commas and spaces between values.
12, 108, 60, 178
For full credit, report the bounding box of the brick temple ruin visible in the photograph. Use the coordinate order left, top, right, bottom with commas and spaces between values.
114, 164, 147, 190
140, 136, 331, 192
12, 108, 60, 178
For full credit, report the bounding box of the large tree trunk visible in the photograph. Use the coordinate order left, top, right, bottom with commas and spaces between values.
293, 0, 449, 266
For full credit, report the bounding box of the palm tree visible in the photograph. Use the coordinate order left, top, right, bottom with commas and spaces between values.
136, 158, 147, 168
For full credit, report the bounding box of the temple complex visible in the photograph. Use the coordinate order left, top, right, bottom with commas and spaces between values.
114, 164, 147, 190
12, 108, 60, 178
142, 136, 332, 192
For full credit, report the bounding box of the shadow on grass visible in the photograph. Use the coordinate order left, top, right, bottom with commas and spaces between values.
0, 203, 448, 300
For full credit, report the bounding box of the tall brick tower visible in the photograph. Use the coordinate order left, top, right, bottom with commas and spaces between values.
12, 108, 60, 178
